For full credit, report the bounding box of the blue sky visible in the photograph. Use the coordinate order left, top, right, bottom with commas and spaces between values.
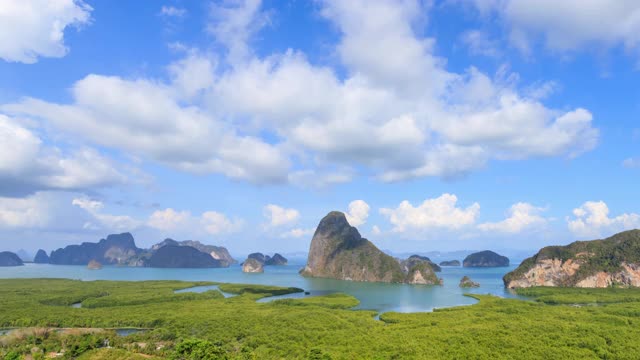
0, 0, 639, 257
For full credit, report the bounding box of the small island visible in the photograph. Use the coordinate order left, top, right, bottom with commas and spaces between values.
0, 252, 24, 267
459, 276, 480, 288
87, 260, 103, 270
463, 251, 509, 267
242, 258, 264, 273
440, 260, 461, 267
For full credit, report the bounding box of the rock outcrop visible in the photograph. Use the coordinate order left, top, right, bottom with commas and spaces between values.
33, 249, 50, 264
148, 245, 222, 268
459, 276, 480, 288
400, 255, 441, 273
265, 253, 288, 266
245, 252, 288, 266
248, 252, 271, 264
242, 258, 264, 273
87, 260, 103, 270
463, 251, 509, 267
504, 230, 640, 288
302, 211, 441, 285
301, 212, 406, 283
440, 260, 461, 267
0, 252, 24, 267
50, 233, 142, 266
152, 239, 236, 267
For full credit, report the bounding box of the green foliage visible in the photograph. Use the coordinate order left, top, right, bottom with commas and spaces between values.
3, 279, 640, 359
171, 339, 227, 360
217, 284, 303, 297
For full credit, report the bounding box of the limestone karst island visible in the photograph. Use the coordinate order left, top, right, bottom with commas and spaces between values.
2, 0, 639, 359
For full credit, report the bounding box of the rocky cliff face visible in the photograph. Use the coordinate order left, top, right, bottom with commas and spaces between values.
148, 245, 222, 268
33, 249, 50, 264
50, 233, 141, 266
301, 212, 406, 283
242, 258, 264, 273
463, 251, 509, 267
504, 230, 640, 288
0, 252, 23, 267
302, 212, 441, 284
152, 239, 236, 267
265, 253, 288, 266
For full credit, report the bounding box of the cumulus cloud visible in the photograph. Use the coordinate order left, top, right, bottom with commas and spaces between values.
0, 192, 92, 231
3, 75, 290, 184
0, 0, 92, 63
72, 197, 141, 232
201, 211, 243, 235
479, 202, 547, 233
467, 0, 640, 54
147, 208, 191, 231
0, 114, 128, 196
280, 228, 314, 238
147, 208, 243, 236
567, 201, 640, 238
380, 194, 480, 233
345, 200, 370, 226
263, 204, 300, 227
3, 0, 599, 186
460, 29, 501, 57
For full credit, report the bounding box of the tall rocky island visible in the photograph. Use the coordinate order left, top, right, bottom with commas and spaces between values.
301, 211, 440, 284
504, 229, 640, 288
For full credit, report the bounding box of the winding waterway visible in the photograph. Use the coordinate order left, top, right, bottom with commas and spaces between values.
0, 262, 522, 313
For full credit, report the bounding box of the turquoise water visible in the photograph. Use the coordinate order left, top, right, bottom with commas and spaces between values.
0, 263, 521, 314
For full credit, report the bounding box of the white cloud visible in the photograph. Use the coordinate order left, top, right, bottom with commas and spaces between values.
468, 0, 640, 54
201, 211, 243, 235
479, 202, 547, 233
147, 208, 191, 231
345, 200, 370, 226
207, 0, 268, 64
380, 194, 480, 233
460, 29, 501, 57
371, 225, 381, 235
3, 0, 599, 186
207, 0, 598, 182
168, 51, 216, 99
147, 208, 243, 236
0, 193, 53, 228
568, 201, 640, 238
4, 75, 290, 184
159, 6, 186, 18
72, 197, 141, 232
623, 157, 640, 168
0, 0, 92, 63
263, 204, 300, 227
0, 192, 92, 231
0, 114, 128, 196
280, 228, 314, 238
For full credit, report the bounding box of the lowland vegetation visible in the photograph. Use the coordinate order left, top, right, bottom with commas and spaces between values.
1, 279, 640, 359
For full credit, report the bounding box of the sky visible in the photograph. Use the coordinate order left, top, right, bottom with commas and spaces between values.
0, 0, 639, 257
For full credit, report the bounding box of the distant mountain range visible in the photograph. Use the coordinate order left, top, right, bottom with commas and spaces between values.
21, 233, 238, 269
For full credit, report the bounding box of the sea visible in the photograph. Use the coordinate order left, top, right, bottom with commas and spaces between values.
0, 262, 523, 314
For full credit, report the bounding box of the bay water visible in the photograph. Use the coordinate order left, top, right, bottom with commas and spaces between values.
0, 262, 522, 314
